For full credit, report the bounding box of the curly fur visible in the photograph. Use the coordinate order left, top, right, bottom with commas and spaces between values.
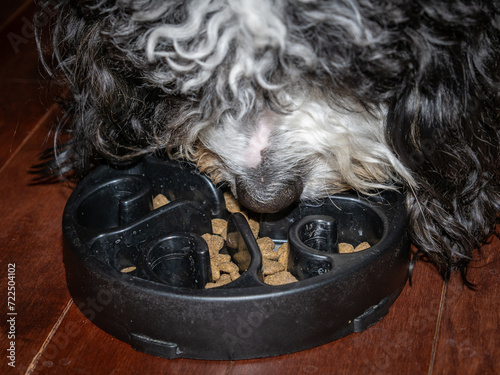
36, 0, 500, 283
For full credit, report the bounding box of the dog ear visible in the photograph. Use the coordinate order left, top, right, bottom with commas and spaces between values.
385, 29, 500, 282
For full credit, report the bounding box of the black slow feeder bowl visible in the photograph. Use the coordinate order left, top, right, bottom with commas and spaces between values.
62, 156, 411, 360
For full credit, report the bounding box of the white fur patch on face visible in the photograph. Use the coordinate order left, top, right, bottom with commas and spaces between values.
245, 111, 273, 168
275, 97, 415, 196
197, 93, 415, 202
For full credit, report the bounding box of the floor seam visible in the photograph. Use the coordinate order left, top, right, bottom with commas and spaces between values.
225, 360, 235, 375
25, 299, 73, 375
428, 280, 447, 375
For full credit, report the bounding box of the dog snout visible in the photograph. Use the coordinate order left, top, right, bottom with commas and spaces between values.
235, 176, 303, 213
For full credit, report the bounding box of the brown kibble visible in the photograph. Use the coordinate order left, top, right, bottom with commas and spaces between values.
258, 237, 279, 261
264, 271, 298, 286
202, 233, 224, 257
338, 242, 354, 253
354, 242, 371, 252
257, 237, 275, 250
224, 192, 241, 213
211, 262, 220, 281
261, 247, 280, 260
212, 219, 228, 240
276, 242, 290, 267
218, 261, 240, 275
152, 194, 169, 209
278, 251, 289, 268
276, 242, 288, 256
226, 232, 239, 249
213, 253, 231, 264
205, 273, 232, 289
233, 251, 251, 271
248, 218, 260, 238
120, 266, 136, 273
219, 273, 232, 284
204, 282, 218, 289
262, 258, 285, 275
210, 235, 225, 251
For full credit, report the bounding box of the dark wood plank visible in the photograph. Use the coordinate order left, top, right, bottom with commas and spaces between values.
432, 232, 500, 375
0, 2, 40, 81
0, 1, 32, 32
229, 260, 445, 375
30, 303, 232, 375
0, 2, 54, 169
0, 113, 73, 375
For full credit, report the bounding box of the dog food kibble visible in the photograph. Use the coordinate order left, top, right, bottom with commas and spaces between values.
203, 194, 372, 288
233, 251, 251, 271
257, 237, 279, 260
218, 262, 241, 281
205, 273, 232, 289
277, 243, 290, 267
218, 261, 240, 275
152, 193, 169, 209
211, 262, 221, 281
262, 258, 285, 275
201, 231, 241, 284
202, 233, 224, 257
338, 242, 355, 253
264, 271, 298, 286
224, 192, 242, 213
338, 242, 371, 253
120, 266, 137, 273
203, 207, 297, 287
354, 241, 371, 252
211, 218, 228, 240
213, 253, 231, 264
248, 218, 260, 238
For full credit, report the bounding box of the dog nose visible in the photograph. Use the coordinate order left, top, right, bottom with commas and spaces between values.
235, 177, 303, 213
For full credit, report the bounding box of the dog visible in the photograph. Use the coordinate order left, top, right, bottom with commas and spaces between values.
36, 0, 500, 285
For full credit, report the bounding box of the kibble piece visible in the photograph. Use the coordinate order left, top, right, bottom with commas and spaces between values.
224, 192, 242, 213
261, 247, 280, 260
257, 237, 278, 260
233, 251, 251, 271
226, 232, 239, 249
218, 261, 240, 275
248, 218, 260, 238
262, 258, 285, 275
120, 266, 137, 273
276, 243, 290, 267
205, 273, 232, 289
212, 219, 228, 240
338, 242, 354, 253
211, 262, 221, 281
354, 242, 371, 252
264, 271, 298, 286
213, 253, 231, 264
202, 233, 224, 257
276, 242, 288, 256
152, 194, 169, 209
278, 252, 289, 268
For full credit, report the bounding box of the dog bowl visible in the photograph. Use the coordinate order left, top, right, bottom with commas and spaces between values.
62, 156, 410, 360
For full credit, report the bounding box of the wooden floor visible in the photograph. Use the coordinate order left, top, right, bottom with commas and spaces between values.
1, 3, 499, 374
